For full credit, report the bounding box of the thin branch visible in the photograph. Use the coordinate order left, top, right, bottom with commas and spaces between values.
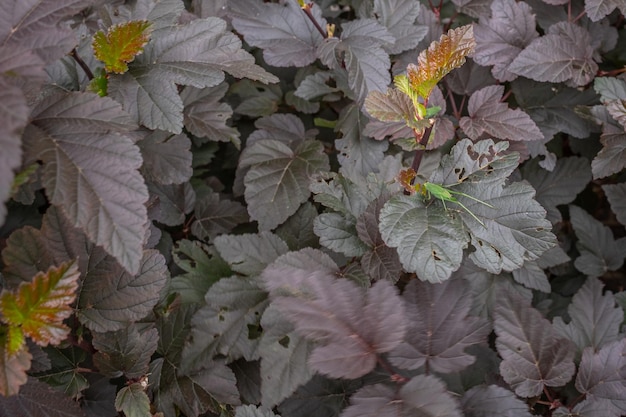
70, 48, 94, 80
411, 124, 434, 173
301, 3, 328, 38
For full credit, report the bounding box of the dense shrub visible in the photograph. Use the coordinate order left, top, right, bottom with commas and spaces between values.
0, 0, 625, 416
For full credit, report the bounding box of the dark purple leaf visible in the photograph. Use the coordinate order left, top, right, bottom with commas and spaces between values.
389, 279, 491, 373
494, 290, 575, 397
508, 22, 597, 87
553, 278, 623, 354
473, 0, 538, 82
459, 85, 543, 142
461, 385, 533, 417
576, 339, 626, 407
261, 268, 406, 379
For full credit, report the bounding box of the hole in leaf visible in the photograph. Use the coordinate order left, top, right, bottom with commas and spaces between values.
432, 250, 441, 261
247, 323, 263, 340
278, 335, 290, 348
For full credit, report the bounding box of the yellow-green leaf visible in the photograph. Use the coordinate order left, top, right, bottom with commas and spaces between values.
0, 329, 30, 396
407, 25, 475, 101
0, 262, 80, 355
93, 20, 152, 74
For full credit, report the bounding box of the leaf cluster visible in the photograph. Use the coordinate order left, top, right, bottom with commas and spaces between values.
0, 0, 626, 416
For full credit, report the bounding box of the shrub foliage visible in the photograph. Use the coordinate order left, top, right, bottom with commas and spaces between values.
0, 0, 625, 416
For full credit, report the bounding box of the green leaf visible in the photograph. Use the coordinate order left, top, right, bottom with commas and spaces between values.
77, 250, 169, 332
213, 232, 289, 276
151, 357, 240, 417
258, 306, 314, 408
0, 262, 79, 355
170, 239, 232, 304
275, 202, 319, 250
28, 90, 147, 275
570, 205, 626, 277
314, 213, 369, 257
379, 193, 467, 283
36, 346, 89, 397
183, 277, 268, 367
240, 139, 329, 230
108, 17, 277, 133
115, 382, 151, 417
92, 325, 158, 379
151, 305, 241, 416
93, 20, 152, 74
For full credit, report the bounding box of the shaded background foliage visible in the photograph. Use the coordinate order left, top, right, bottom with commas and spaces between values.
0, 0, 625, 416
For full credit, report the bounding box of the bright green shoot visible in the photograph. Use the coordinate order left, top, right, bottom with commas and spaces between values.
418, 182, 494, 227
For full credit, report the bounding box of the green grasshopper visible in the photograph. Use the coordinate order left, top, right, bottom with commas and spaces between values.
416, 182, 494, 227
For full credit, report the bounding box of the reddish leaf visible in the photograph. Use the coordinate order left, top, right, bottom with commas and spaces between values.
0, 262, 80, 354
93, 21, 152, 74
407, 25, 475, 100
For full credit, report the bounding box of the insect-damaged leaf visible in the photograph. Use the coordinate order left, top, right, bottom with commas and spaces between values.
341, 375, 462, 417
0, 261, 79, 355
508, 22, 597, 87
388, 279, 490, 373
406, 24, 475, 100
494, 290, 575, 397
258, 305, 314, 408
27, 90, 148, 275
381, 139, 556, 281
261, 268, 406, 379
553, 278, 623, 356
240, 139, 329, 231
459, 85, 543, 142
473, 0, 538, 82
182, 276, 268, 368
93, 20, 152, 74
151, 305, 241, 416
379, 194, 467, 283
